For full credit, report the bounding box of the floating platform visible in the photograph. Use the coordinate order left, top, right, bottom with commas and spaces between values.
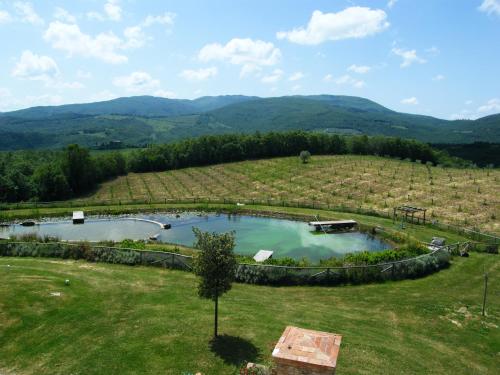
309, 220, 357, 231
20, 221, 36, 227
253, 250, 274, 262
72, 211, 84, 224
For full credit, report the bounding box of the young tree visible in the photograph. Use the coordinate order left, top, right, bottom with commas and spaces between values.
192, 228, 237, 338
299, 150, 311, 164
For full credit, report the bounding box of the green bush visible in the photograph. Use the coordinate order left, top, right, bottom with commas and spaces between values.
119, 239, 146, 250
235, 248, 449, 286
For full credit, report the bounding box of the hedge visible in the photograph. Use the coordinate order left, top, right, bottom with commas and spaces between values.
0, 241, 450, 286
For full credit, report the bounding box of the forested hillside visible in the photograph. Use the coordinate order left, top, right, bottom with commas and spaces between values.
0, 95, 498, 150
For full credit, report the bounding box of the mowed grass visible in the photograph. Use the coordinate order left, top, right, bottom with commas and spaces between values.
0, 255, 498, 375
88, 155, 500, 234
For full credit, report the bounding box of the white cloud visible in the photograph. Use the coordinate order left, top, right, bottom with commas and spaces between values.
53, 7, 76, 23
44, 21, 128, 64
392, 47, 426, 67
118, 12, 176, 51
450, 98, 500, 120
12, 50, 59, 81
14, 2, 44, 26
87, 0, 122, 22
276, 7, 389, 45
291, 84, 301, 92
154, 89, 176, 98
325, 74, 365, 88
123, 26, 148, 48
401, 97, 419, 105
479, 0, 500, 16
104, 0, 122, 21
113, 71, 160, 93
11, 50, 85, 90
387, 0, 398, 8
199, 38, 281, 76
347, 64, 371, 74
143, 13, 175, 29
261, 69, 284, 84
0, 10, 13, 23
119, 12, 176, 50
87, 11, 104, 21
180, 67, 218, 81
432, 74, 445, 81
477, 98, 500, 113
288, 71, 304, 81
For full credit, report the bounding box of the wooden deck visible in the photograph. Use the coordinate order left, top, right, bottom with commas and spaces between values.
309, 220, 357, 231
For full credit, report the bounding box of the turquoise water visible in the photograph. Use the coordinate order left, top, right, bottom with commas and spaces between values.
0, 213, 391, 262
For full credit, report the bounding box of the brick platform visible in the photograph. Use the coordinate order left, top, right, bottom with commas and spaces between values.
272, 326, 342, 375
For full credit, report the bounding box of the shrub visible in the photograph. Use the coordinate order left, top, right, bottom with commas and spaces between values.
299, 150, 311, 164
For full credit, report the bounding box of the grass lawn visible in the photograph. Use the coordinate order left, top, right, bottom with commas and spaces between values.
0, 254, 498, 375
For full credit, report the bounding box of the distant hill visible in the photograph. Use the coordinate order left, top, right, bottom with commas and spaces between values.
0, 95, 258, 119
0, 94, 498, 150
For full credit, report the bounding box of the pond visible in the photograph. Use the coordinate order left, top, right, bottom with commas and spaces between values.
1, 213, 391, 262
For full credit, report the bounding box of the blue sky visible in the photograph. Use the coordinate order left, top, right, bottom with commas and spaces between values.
0, 0, 499, 119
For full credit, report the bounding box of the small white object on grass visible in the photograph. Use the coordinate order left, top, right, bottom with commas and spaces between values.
65, 279, 70, 286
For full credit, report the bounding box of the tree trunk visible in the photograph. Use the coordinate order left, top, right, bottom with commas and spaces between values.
214, 295, 218, 338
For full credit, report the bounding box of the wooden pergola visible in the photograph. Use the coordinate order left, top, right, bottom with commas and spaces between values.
393, 205, 427, 224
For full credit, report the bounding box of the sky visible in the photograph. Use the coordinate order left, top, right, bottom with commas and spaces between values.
0, 0, 499, 120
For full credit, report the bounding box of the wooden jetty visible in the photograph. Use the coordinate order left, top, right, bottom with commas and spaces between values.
20, 221, 36, 227
309, 220, 357, 231
72, 211, 84, 224
253, 250, 274, 262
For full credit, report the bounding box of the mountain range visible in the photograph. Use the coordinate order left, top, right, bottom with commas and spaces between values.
0, 95, 498, 150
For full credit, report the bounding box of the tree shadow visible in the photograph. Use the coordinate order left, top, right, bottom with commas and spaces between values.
210, 334, 260, 366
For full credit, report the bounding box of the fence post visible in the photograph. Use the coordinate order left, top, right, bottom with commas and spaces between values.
482, 269, 489, 316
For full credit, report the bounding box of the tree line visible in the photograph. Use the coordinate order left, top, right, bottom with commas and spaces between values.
0, 131, 468, 203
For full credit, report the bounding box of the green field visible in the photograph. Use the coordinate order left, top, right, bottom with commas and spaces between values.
86, 155, 500, 234
0, 254, 498, 375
